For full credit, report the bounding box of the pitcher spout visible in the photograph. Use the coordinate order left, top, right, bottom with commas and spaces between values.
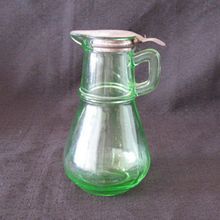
70, 31, 85, 46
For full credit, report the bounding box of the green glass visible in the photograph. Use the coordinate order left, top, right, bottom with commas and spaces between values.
64, 30, 161, 196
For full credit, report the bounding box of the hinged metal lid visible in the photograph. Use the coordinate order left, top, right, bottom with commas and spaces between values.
70, 30, 165, 51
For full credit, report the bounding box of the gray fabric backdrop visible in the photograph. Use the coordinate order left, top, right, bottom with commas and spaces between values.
0, 0, 220, 219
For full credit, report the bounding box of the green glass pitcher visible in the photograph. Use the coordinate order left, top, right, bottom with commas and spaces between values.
64, 30, 165, 196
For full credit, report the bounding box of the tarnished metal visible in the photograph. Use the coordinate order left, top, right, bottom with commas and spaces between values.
70, 30, 165, 52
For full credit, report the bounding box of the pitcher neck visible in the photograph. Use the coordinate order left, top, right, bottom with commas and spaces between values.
79, 49, 136, 103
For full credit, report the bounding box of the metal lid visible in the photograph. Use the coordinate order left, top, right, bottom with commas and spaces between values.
70, 30, 165, 51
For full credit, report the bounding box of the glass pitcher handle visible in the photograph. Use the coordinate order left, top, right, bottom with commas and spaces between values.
134, 49, 161, 96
